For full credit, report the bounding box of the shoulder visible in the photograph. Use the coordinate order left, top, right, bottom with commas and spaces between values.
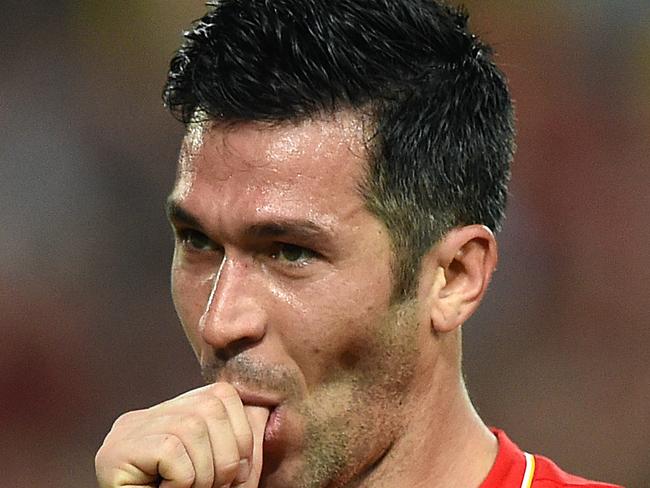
532, 454, 624, 488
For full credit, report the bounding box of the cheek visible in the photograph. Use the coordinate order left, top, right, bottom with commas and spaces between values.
287, 285, 393, 384
171, 261, 213, 351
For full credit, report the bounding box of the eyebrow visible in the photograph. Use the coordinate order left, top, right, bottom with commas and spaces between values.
245, 220, 329, 241
165, 197, 334, 245
165, 197, 204, 230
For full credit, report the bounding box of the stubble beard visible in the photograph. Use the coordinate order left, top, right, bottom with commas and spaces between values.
291, 298, 423, 488
200, 299, 423, 488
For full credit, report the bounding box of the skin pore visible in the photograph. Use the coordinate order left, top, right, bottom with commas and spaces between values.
166, 111, 497, 487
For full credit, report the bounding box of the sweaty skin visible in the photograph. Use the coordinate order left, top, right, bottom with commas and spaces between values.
96, 112, 499, 488
168, 114, 425, 487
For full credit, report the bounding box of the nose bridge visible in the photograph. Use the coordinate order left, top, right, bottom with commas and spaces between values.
199, 253, 267, 352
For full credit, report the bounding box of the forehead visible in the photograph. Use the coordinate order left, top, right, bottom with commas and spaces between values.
170, 113, 371, 226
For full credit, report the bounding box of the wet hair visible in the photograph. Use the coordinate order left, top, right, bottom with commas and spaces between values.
163, 0, 515, 299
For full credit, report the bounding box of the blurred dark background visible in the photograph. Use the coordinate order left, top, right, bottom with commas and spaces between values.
1, 1, 648, 486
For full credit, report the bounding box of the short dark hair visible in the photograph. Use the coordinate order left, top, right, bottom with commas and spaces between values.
163, 0, 515, 299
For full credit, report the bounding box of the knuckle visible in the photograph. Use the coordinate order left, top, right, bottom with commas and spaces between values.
94, 445, 143, 488
96, 429, 122, 459
196, 395, 228, 418
97, 467, 138, 488
236, 428, 254, 454
177, 414, 206, 437
108, 408, 149, 437
120, 407, 147, 422
175, 471, 197, 487
94, 440, 110, 461
110, 409, 138, 430
211, 381, 239, 399
160, 433, 186, 458
215, 458, 241, 485
94, 446, 109, 472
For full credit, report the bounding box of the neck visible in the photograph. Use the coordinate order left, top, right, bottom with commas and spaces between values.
357, 338, 497, 488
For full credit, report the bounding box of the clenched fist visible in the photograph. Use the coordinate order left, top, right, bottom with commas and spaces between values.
95, 383, 269, 488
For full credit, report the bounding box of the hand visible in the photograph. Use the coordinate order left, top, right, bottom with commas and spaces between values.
95, 382, 269, 488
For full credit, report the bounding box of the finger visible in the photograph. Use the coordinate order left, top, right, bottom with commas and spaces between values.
122, 390, 245, 487
168, 414, 215, 488
211, 383, 255, 461
110, 387, 213, 431
96, 433, 195, 488
109, 412, 215, 488
193, 395, 242, 486
161, 384, 216, 404
237, 406, 270, 487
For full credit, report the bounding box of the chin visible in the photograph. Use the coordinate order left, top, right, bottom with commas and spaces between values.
260, 457, 310, 488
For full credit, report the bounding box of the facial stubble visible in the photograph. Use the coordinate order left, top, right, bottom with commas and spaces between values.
294, 298, 423, 488
199, 299, 423, 488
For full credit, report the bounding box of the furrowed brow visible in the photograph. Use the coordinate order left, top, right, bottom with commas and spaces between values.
165, 197, 203, 229
245, 220, 332, 242
165, 197, 335, 247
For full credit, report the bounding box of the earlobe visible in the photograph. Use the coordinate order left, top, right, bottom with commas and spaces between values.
426, 225, 498, 333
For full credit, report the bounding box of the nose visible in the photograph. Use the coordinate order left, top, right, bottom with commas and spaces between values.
199, 255, 267, 358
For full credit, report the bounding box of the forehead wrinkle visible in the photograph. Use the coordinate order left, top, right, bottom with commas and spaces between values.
178, 122, 267, 190
173, 114, 376, 237
182, 114, 371, 194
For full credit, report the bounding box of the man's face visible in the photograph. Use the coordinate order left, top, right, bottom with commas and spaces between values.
168, 113, 430, 487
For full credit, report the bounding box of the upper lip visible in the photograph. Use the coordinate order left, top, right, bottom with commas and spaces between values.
232, 383, 282, 410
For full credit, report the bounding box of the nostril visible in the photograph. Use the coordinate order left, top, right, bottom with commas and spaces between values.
214, 336, 263, 362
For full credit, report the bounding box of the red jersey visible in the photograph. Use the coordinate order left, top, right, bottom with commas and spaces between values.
480, 430, 624, 488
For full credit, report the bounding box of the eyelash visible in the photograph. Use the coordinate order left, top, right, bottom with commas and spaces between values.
174, 228, 319, 268
269, 243, 317, 267
176, 229, 218, 253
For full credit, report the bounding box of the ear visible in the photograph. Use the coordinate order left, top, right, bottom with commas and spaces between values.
421, 225, 498, 334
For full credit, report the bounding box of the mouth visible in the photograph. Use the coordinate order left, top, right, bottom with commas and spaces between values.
233, 386, 283, 442
263, 405, 283, 444
235, 388, 281, 410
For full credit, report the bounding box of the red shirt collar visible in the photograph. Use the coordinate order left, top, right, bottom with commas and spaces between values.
480, 429, 527, 488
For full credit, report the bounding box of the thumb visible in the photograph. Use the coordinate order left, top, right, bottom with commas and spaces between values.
240, 406, 270, 487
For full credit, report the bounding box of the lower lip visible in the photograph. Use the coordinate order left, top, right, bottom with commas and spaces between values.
264, 406, 283, 444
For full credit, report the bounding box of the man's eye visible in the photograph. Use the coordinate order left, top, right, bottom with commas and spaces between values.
271, 243, 316, 265
178, 229, 214, 251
